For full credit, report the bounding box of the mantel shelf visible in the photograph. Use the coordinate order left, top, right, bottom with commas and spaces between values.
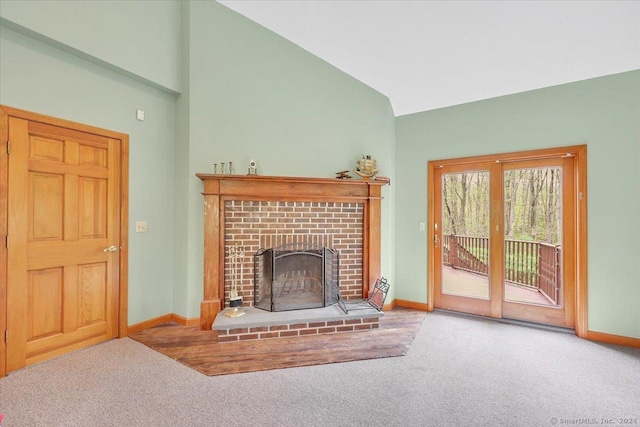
197, 174, 389, 200
196, 173, 390, 186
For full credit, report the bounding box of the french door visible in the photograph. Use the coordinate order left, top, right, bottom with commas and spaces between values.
430, 148, 582, 329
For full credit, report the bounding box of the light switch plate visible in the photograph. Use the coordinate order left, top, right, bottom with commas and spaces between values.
135, 221, 148, 232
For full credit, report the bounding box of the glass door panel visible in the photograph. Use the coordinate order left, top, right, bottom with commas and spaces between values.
503, 166, 563, 307
441, 171, 491, 299
501, 157, 575, 329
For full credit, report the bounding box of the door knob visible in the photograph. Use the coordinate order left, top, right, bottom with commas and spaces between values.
103, 245, 118, 253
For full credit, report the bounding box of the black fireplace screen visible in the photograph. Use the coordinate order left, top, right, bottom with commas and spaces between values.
254, 243, 339, 312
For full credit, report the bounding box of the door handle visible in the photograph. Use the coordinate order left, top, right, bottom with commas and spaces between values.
103, 245, 118, 253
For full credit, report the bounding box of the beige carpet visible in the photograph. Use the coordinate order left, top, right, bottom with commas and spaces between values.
2, 310, 639, 426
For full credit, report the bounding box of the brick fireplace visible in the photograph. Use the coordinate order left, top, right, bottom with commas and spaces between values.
196, 174, 389, 330
226, 201, 363, 308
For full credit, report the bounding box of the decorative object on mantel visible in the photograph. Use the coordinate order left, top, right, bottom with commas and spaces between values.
213, 162, 235, 174
354, 155, 378, 179
248, 159, 258, 175
335, 170, 352, 179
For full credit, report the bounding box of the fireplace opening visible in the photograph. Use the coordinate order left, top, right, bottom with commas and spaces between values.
254, 243, 340, 312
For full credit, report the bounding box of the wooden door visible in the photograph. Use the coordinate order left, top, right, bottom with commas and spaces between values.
4, 109, 126, 373
501, 157, 576, 328
429, 147, 585, 330
433, 162, 499, 318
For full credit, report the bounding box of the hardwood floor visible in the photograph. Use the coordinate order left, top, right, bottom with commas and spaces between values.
128, 308, 426, 376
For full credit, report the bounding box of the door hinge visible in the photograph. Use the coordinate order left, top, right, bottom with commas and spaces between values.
5, 235, 8, 248
4, 330, 7, 343
6, 140, 9, 154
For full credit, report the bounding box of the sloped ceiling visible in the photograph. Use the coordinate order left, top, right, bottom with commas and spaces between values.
218, 1, 640, 116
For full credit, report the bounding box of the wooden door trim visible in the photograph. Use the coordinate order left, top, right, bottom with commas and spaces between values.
0, 108, 8, 377
574, 145, 587, 338
0, 105, 129, 377
489, 162, 504, 319
426, 162, 435, 312
118, 135, 129, 339
427, 145, 588, 337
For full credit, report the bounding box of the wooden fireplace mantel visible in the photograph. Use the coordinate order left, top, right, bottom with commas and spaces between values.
196, 174, 390, 330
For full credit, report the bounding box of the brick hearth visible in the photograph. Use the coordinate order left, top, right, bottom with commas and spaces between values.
213, 306, 382, 342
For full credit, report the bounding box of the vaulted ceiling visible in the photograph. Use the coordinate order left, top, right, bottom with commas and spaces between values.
219, 1, 640, 116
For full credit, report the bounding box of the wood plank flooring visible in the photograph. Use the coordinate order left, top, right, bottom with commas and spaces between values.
128, 308, 426, 376
443, 266, 555, 306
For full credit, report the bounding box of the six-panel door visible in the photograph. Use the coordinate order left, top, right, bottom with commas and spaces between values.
6, 117, 121, 372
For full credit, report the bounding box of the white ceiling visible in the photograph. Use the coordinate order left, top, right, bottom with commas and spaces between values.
218, 1, 640, 116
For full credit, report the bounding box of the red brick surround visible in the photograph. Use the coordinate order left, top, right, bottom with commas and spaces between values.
224, 201, 364, 306
196, 174, 389, 330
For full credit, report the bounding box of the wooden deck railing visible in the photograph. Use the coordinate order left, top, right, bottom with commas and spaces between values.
538, 242, 561, 305
504, 239, 538, 289
443, 235, 560, 305
443, 235, 488, 275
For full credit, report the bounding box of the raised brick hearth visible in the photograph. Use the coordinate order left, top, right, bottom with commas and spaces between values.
213, 306, 382, 342
197, 174, 389, 330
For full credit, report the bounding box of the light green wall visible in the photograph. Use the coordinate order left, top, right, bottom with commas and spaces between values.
0, 0, 181, 93
173, 1, 192, 320
179, 2, 397, 316
3, 0, 636, 340
0, 25, 177, 325
0, 1, 396, 326
396, 70, 640, 338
